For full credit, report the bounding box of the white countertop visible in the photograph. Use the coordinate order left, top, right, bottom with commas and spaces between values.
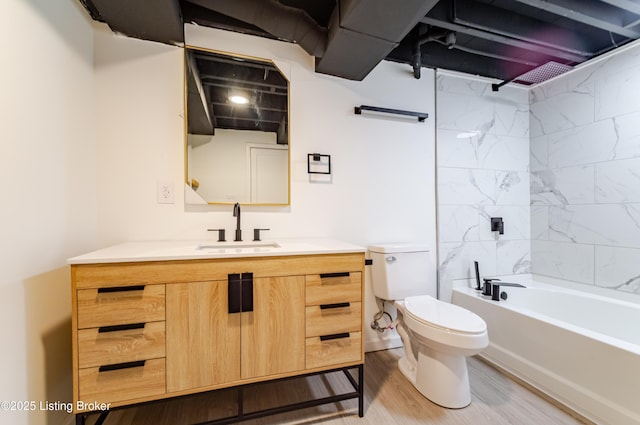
67, 238, 366, 264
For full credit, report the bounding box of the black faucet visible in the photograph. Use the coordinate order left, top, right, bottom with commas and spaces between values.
474, 260, 525, 301
482, 278, 500, 296
233, 202, 242, 242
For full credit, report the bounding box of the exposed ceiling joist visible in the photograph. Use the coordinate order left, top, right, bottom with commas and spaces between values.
452, 0, 593, 57
513, 0, 640, 38
420, 16, 586, 63
600, 0, 640, 16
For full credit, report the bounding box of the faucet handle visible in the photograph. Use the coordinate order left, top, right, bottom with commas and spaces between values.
207, 228, 226, 242
482, 278, 500, 296
253, 228, 270, 241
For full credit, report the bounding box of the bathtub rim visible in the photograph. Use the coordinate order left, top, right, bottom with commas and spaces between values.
452, 279, 640, 356
453, 272, 640, 305
452, 281, 640, 425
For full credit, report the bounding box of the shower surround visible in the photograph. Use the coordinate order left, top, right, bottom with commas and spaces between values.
436, 72, 531, 301
530, 41, 640, 295
437, 39, 640, 299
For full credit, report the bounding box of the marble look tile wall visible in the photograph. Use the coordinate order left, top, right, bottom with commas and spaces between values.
530, 41, 640, 295
436, 73, 531, 300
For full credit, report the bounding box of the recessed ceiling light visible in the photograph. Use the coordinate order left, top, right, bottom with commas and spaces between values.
229, 95, 249, 105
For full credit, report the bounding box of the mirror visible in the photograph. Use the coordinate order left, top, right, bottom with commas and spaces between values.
184, 47, 289, 205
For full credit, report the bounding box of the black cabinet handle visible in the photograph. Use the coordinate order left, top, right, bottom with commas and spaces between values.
98, 323, 145, 333
241, 273, 253, 312
98, 360, 146, 372
228, 274, 241, 314
320, 302, 350, 310
228, 273, 254, 313
97, 285, 145, 293
320, 332, 350, 341
319, 272, 350, 279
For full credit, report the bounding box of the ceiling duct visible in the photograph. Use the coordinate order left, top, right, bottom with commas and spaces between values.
315, 0, 440, 80
193, 0, 440, 80
187, 0, 327, 57
82, 0, 184, 45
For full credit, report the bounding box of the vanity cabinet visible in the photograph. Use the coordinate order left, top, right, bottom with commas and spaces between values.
165, 275, 306, 392
305, 272, 363, 369
70, 252, 364, 413
74, 284, 167, 405
165, 279, 241, 391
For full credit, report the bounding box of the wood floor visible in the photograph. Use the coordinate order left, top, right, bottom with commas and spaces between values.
91, 348, 587, 425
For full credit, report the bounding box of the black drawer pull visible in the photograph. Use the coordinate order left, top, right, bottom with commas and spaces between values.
98, 360, 146, 372
319, 272, 350, 279
97, 285, 145, 293
98, 323, 145, 333
320, 332, 350, 341
320, 302, 350, 310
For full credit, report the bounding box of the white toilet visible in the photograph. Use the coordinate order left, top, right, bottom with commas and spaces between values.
369, 243, 488, 409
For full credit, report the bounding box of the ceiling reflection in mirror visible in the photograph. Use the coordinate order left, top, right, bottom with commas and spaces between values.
185, 48, 289, 205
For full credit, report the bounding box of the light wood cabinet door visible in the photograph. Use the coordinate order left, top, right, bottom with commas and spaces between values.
166, 280, 241, 392
241, 276, 305, 379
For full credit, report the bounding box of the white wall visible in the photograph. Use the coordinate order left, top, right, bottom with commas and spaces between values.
94, 25, 437, 352
0, 1, 96, 425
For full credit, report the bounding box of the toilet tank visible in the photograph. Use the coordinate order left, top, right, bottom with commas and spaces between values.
368, 243, 431, 300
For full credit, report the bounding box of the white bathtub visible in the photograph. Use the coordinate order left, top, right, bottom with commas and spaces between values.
452, 275, 640, 425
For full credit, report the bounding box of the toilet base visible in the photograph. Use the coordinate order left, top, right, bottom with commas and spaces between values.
398, 347, 471, 409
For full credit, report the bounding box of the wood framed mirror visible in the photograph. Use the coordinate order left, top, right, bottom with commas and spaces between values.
184, 47, 289, 205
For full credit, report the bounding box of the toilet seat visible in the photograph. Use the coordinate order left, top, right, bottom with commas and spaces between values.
403, 295, 486, 335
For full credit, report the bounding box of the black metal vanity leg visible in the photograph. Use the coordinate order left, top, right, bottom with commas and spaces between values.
94, 411, 110, 425
75, 413, 85, 425
237, 386, 244, 420
358, 364, 364, 417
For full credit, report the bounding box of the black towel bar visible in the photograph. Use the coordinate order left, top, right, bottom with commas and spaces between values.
354, 105, 428, 122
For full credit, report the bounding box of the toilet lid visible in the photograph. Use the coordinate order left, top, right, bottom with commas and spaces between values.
403, 295, 487, 335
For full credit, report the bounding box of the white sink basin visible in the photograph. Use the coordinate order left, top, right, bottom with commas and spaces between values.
196, 241, 281, 250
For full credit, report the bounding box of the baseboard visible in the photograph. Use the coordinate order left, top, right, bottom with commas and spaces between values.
364, 335, 401, 353
480, 343, 640, 425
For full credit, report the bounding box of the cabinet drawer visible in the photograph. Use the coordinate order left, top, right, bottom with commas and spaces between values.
78, 321, 166, 369
77, 285, 165, 329
305, 331, 362, 369
78, 358, 165, 408
305, 272, 361, 305
305, 302, 361, 338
